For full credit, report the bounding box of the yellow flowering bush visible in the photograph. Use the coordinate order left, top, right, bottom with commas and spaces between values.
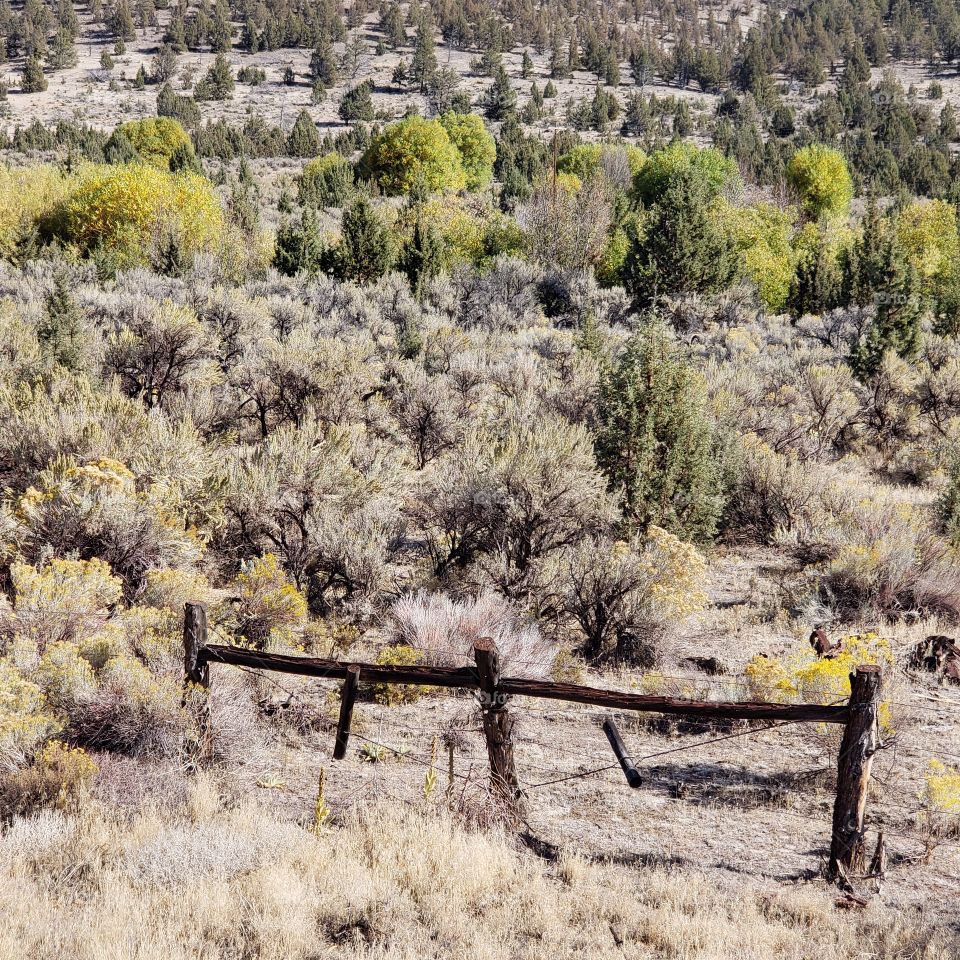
230, 554, 307, 649
13, 455, 203, 597
744, 654, 794, 702
745, 633, 893, 725
120, 606, 181, 667
923, 760, 960, 818
9, 558, 122, 649
0, 663, 63, 771
373, 644, 429, 705
0, 741, 98, 819
141, 567, 212, 612
821, 496, 958, 618
36, 641, 98, 710
639, 527, 709, 620
12, 557, 122, 614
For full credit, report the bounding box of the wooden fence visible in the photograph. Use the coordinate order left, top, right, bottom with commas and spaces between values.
182, 602, 882, 884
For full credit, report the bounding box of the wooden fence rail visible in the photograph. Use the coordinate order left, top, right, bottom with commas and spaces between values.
182, 602, 880, 884
200, 642, 851, 724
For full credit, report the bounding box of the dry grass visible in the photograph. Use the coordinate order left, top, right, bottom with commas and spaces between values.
388, 590, 557, 678
0, 778, 955, 960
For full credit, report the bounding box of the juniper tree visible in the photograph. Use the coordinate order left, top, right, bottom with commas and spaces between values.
402, 216, 444, 296
287, 110, 321, 157
851, 256, 924, 379
273, 212, 327, 276
410, 16, 437, 92
22, 55, 47, 93
338, 81, 375, 123
594, 322, 726, 543
335, 195, 396, 284
622, 168, 736, 308
310, 36, 338, 87
194, 53, 234, 101
39, 274, 85, 370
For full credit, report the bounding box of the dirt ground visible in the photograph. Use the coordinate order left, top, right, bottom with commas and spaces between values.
88, 545, 960, 938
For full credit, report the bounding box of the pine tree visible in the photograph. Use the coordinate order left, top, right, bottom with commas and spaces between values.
594, 321, 725, 542
22, 55, 47, 93
410, 16, 437, 92
483, 66, 516, 121
402, 216, 444, 295
335, 195, 396, 283
242, 19, 260, 54
622, 169, 736, 308
521, 49, 533, 79
550, 33, 571, 79
287, 109, 321, 157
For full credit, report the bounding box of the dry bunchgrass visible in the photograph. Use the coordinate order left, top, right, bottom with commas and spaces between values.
0, 780, 954, 960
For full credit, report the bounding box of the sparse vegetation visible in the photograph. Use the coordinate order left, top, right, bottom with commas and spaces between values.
2, 0, 960, 949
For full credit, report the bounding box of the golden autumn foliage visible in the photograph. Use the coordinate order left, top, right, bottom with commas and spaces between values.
786, 145, 853, 220
1, 162, 226, 268
0, 164, 74, 258
64, 164, 224, 263
359, 116, 467, 195
113, 117, 194, 170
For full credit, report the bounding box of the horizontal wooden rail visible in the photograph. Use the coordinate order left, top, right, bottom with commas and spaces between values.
202, 644, 478, 688
497, 677, 850, 723
200, 643, 850, 724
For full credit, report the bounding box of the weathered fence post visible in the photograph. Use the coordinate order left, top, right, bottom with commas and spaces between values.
183, 601, 211, 765
603, 717, 642, 788
333, 664, 361, 760
474, 638, 523, 813
828, 664, 883, 883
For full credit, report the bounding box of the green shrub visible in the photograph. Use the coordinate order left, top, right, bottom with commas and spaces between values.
358, 116, 466, 195
594, 323, 726, 542
298, 152, 354, 208
107, 117, 196, 171
373, 645, 430, 705
439, 112, 496, 190
786, 145, 853, 220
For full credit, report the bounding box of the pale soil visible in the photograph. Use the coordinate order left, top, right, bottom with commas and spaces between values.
79, 544, 960, 947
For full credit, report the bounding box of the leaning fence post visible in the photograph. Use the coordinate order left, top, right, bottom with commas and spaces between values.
333, 665, 361, 760
828, 664, 883, 883
474, 638, 523, 815
183, 601, 211, 766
